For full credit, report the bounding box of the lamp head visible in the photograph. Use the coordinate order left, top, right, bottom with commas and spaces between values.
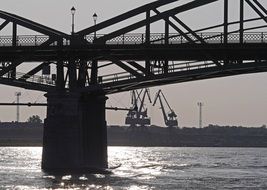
71, 7, 76, 15
93, 13, 98, 22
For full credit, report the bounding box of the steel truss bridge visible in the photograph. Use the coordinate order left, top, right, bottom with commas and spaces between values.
0, 0, 267, 172
0, 0, 266, 94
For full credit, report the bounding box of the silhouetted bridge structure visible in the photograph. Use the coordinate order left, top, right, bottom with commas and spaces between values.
0, 0, 266, 172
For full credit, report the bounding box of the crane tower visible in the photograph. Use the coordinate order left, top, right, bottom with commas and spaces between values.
153, 90, 178, 128
125, 88, 152, 127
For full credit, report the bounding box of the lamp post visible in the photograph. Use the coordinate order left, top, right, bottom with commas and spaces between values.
93, 13, 98, 39
71, 6, 76, 35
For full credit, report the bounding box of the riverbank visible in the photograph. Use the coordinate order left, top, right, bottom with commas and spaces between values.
0, 123, 266, 147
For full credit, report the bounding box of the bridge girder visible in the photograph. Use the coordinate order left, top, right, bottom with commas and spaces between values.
0, 0, 266, 93
92, 60, 267, 94
0, 43, 266, 61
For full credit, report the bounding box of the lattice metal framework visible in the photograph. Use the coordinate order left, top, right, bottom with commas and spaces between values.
0, 0, 266, 93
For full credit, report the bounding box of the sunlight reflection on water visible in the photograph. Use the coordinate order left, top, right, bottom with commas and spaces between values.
0, 147, 266, 189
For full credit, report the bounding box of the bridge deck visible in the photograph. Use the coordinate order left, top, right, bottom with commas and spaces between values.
0, 43, 266, 61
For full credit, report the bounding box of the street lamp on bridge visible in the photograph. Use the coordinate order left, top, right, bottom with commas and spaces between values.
71, 6, 76, 35
93, 13, 98, 39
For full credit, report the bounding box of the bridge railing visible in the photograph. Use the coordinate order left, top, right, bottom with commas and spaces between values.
0, 32, 266, 47
1, 72, 56, 86
97, 61, 218, 85
0, 35, 53, 46
86, 32, 267, 45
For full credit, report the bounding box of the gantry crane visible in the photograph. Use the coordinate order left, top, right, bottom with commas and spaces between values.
153, 90, 178, 128
125, 88, 152, 127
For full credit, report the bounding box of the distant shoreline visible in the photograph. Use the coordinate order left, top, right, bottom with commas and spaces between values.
1, 144, 267, 148
0, 123, 266, 147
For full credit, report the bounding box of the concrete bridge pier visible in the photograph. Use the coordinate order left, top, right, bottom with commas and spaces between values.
41, 92, 108, 173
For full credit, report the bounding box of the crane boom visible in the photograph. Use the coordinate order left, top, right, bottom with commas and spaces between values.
153, 90, 178, 128
161, 92, 173, 113
139, 88, 151, 113
153, 90, 168, 122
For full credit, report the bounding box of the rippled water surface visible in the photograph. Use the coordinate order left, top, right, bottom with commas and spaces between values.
0, 147, 266, 189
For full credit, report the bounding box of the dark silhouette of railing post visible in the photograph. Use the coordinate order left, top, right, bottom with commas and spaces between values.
164, 17, 169, 74
145, 10, 151, 75
224, 0, 229, 65
224, 0, 228, 45
239, 0, 244, 64
11, 23, 17, 79
240, 0, 244, 44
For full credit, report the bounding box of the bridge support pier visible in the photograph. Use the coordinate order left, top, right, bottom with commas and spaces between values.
41, 92, 108, 173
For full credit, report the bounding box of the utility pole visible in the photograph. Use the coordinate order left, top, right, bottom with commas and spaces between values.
197, 102, 203, 128
15, 92, 21, 122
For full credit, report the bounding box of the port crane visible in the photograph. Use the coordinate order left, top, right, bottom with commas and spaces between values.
125, 88, 152, 127
153, 90, 178, 128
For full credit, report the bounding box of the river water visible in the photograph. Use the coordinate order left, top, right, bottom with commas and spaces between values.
0, 147, 266, 189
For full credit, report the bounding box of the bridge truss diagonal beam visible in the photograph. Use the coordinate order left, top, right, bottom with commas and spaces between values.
0, 20, 9, 31
172, 17, 222, 66
39, 38, 58, 47
245, 0, 267, 23
251, 0, 267, 15
127, 61, 153, 76
95, 0, 218, 43
0, 77, 54, 92
0, 10, 69, 38
77, 0, 179, 36
152, 8, 222, 67
0, 58, 25, 77
19, 62, 53, 81
106, 57, 143, 78
152, 8, 194, 43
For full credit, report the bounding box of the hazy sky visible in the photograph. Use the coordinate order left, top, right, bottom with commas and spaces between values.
0, 0, 267, 127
